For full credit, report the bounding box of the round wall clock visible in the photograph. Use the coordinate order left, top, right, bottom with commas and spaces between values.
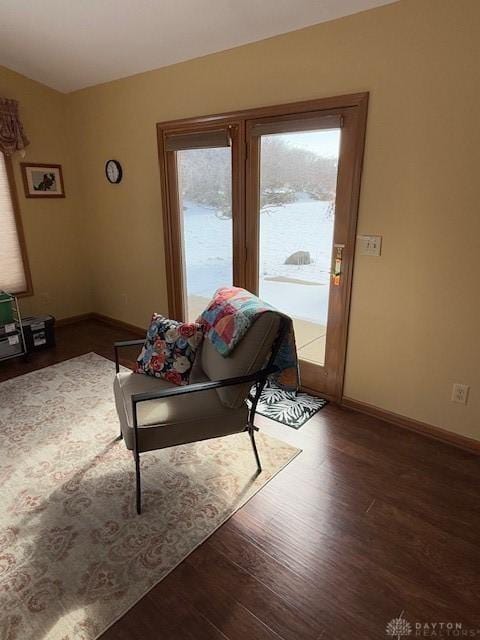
105, 159, 123, 184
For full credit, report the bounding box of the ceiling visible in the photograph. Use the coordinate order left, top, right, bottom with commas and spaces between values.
0, 0, 396, 93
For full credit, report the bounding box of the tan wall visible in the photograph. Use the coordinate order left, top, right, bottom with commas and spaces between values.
4, 0, 480, 442
0, 65, 91, 319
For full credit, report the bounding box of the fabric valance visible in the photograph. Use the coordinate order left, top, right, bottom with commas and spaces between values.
0, 98, 29, 156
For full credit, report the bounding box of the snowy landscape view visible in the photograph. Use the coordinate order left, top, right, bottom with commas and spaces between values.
183, 197, 334, 325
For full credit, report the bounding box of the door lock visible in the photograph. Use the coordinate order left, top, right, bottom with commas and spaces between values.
332, 244, 345, 286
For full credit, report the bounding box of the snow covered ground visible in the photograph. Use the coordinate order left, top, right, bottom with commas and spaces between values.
183, 198, 334, 325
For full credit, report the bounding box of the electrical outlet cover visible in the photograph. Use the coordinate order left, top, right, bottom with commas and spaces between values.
451, 383, 469, 404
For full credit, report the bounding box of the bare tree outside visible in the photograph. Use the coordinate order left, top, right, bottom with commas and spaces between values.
180, 137, 338, 218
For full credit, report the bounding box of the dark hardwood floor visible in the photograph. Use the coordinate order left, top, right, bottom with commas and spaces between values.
2, 319, 479, 639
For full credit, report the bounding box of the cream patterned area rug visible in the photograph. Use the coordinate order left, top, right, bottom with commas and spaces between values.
0, 353, 300, 640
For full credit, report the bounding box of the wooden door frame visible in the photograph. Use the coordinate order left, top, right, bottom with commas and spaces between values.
156, 92, 368, 400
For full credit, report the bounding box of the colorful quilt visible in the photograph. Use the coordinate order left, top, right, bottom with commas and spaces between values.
197, 286, 299, 391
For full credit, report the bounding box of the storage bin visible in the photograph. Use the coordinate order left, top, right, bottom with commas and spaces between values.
22, 315, 56, 352
0, 320, 18, 338
0, 292, 14, 325
0, 335, 23, 359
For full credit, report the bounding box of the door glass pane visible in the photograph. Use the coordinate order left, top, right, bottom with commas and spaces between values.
177, 147, 233, 321
258, 129, 340, 366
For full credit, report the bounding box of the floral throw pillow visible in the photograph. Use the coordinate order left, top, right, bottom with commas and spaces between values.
136, 314, 203, 386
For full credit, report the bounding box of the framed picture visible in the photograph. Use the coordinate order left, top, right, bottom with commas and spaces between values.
20, 163, 65, 198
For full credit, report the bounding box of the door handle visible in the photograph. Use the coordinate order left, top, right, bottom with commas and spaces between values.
331, 244, 345, 286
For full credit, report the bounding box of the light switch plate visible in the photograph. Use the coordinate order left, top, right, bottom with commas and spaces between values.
358, 234, 382, 256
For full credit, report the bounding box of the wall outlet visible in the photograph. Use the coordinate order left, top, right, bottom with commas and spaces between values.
451, 383, 469, 404
357, 234, 382, 256
121, 293, 128, 306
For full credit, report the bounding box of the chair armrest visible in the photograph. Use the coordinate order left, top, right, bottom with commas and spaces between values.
114, 339, 144, 373
114, 339, 145, 348
131, 365, 277, 407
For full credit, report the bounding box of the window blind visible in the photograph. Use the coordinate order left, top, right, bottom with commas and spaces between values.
0, 153, 27, 294
249, 114, 342, 137
164, 128, 230, 151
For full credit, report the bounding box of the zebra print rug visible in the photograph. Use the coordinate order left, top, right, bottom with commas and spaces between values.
254, 384, 328, 429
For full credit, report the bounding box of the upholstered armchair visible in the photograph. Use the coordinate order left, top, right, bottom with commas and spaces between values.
113, 312, 287, 514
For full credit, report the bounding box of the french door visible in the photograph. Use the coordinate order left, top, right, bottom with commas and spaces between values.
157, 94, 368, 400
